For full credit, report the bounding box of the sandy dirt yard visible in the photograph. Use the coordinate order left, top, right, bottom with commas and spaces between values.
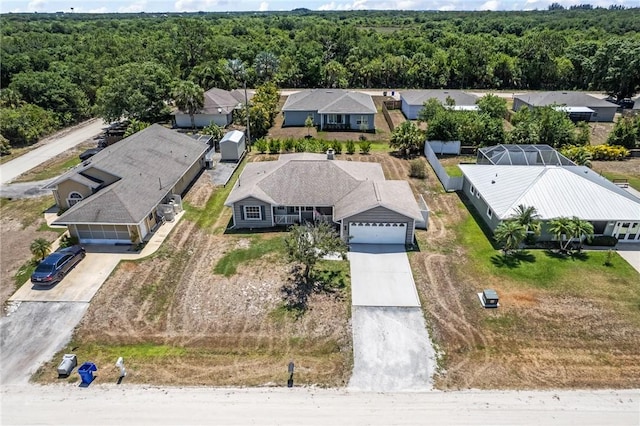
34, 172, 352, 387
0, 196, 59, 307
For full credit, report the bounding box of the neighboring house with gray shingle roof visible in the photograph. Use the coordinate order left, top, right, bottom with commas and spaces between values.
173, 88, 243, 128
513, 91, 618, 122
47, 124, 207, 245
400, 90, 479, 120
282, 89, 376, 131
225, 153, 425, 245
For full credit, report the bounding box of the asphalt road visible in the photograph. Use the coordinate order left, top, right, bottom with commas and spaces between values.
1, 385, 638, 425
0, 118, 106, 185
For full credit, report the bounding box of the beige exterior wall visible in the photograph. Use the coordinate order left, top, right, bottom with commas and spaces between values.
55, 180, 93, 209
171, 160, 203, 196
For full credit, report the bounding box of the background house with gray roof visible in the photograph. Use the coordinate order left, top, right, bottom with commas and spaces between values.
224, 153, 425, 245
513, 91, 618, 122
47, 124, 207, 245
282, 89, 376, 131
400, 90, 479, 120
458, 145, 640, 243
173, 88, 242, 128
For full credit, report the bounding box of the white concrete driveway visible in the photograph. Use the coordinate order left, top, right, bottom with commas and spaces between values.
348, 244, 435, 391
616, 243, 640, 274
9, 252, 123, 303
348, 244, 420, 307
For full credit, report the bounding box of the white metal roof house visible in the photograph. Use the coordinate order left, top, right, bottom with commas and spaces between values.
458, 146, 640, 243
47, 125, 207, 245
282, 89, 376, 132
224, 153, 425, 245
513, 91, 618, 122
400, 90, 479, 120
173, 88, 241, 128
219, 130, 246, 162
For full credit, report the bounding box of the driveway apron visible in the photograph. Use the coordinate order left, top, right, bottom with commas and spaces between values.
348, 244, 435, 391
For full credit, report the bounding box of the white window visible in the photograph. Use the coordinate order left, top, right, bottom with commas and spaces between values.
67, 192, 83, 207
244, 205, 262, 220
356, 115, 368, 126
327, 114, 343, 124
487, 207, 493, 219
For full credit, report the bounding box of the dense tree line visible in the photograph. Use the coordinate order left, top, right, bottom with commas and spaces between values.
1, 8, 639, 145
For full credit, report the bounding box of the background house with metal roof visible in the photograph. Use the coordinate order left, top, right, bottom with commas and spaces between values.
47, 125, 207, 245
458, 146, 640, 242
282, 89, 376, 131
224, 153, 425, 245
513, 91, 618, 122
400, 90, 479, 120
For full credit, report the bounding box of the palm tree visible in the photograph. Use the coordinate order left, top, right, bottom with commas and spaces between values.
202, 123, 224, 142
172, 80, 204, 130
511, 204, 542, 242
30, 238, 52, 261
494, 221, 527, 255
254, 51, 279, 82
390, 121, 424, 157
548, 217, 575, 253
570, 217, 594, 252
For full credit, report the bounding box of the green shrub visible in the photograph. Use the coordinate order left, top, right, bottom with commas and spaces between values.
358, 141, 371, 154
588, 144, 629, 161
0, 135, 10, 156
283, 137, 295, 152
59, 234, 80, 248
408, 159, 427, 179
305, 138, 318, 153
268, 138, 281, 154
585, 235, 618, 247
345, 140, 356, 154
294, 139, 306, 152
319, 140, 330, 153
254, 138, 268, 153
331, 140, 342, 154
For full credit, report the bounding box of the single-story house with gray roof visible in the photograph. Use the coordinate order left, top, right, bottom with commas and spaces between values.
513, 91, 618, 122
224, 153, 424, 244
173, 88, 241, 128
282, 89, 376, 131
459, 145, 640, 242
400, 90, 479, 120
47, 124, 207, 245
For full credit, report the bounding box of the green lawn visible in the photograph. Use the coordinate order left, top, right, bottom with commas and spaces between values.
214, 236, 284, 276
12, 156, 81, 183
600, 171, 640, 192
444, 164, 463, 177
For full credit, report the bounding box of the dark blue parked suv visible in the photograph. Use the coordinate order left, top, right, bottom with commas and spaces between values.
30, 245, 86, 286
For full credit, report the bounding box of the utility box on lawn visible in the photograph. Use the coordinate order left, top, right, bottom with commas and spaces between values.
57, 354, 77, 376
482, 289, 499, 308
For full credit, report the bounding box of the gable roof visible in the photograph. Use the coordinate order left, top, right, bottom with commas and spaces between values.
514, 91, 617, 108
401, 90, 478, 107
53, 124, 207, 225
459, 164, 640, 221
173, 88, 239, 116
334, 181, 423, 221
229, 88, 255, 105
225, 154, 422, 220
282, 89, 376, 114
220, 130, 245, 144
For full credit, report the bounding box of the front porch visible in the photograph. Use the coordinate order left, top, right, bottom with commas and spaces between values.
273, 206, 333, 225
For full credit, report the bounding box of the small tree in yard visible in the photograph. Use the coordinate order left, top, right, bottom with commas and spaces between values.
408, 159, 427, 179
511, 204, 542, 244
494, 221, 527, 256
390, 121, 424, 157
30, 238, 52, 261
305, 115, 314, 138
283, 222, 347, 281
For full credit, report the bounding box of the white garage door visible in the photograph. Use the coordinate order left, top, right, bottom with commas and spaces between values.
349, 222, 407, 244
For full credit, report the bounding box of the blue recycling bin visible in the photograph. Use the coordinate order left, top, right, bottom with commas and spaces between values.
78, 362, 97, 385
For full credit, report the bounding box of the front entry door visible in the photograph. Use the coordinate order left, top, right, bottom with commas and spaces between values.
613, 221, 640, 242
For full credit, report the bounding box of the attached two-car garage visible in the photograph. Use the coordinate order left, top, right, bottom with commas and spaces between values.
348, 222, 408, 244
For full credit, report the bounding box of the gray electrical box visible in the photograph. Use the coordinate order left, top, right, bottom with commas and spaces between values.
57, 354, 78, 376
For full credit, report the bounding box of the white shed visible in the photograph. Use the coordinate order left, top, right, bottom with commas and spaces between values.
219, 130, 246, 162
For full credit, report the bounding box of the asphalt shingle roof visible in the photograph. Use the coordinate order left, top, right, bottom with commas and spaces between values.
514, 91, 618, 108
282, 90, 376, 114
225, 154, 422, 219
53, 124, 207, 225
400, 90, 478, 106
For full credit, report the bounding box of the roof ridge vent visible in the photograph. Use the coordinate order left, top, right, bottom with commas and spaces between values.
373, 182, 381, 202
